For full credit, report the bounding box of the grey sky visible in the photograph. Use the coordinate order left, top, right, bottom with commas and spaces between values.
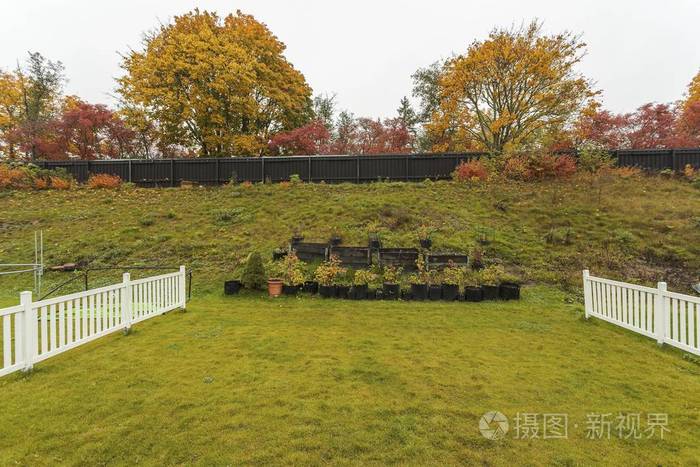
2, 0, 699, 119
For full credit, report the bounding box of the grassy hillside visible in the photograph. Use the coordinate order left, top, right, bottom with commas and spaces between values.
1, 173, 699, 300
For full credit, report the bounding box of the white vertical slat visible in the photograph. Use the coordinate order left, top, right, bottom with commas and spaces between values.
100, 292, 107, 332
633, 289, 639, 328
14, 310, 23, 363
645, 293, 652, 332
58, 302, 66, 347
689, 302, 697, 349
81, 295, 87, 339
3, 315, 11, 368
107, 291, 113, 329
40, 306, 48, 354
680, 300, 687, 345
49, 304, 57, 351
67, 300, 73, 345
88, 294, 95, 336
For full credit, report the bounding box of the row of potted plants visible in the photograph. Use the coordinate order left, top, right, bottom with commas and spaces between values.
226, 252, 520, 302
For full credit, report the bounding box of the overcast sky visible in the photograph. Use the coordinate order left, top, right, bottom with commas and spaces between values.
2, 0, 699, 119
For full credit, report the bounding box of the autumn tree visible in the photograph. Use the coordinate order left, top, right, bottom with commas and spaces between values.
676, 70, 700, 146
117, 9, 313, 157
430, 21, 595, 155
268, 120, 331, 155
0, 71, 22, 159
313, 93, 336, 131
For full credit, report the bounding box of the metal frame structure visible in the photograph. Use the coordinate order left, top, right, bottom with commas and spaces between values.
0, 231, 44, 295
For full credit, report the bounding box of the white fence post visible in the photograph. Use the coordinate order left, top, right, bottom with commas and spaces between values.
179, 266, 187, 310
20, 291, 36, 372
582, 270, 591, 319
122, 272, 132, 332
655, 282, 667, 346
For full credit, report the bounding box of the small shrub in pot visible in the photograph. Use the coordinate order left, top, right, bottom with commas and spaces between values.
314, 255, 346, 298
417, 224, 433, 249
382, 265, 402, 300
350, 269, 376, 300
278, 252, 306, 295
441, 261, 463, 301
224, 280, 242, 295
480, 265, 505, 300
241, 252, 266, 290
463, 269, 483, 301
408, 255, 430, 300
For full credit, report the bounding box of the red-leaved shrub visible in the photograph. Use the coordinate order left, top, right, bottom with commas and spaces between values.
87, 173, 122, 189
452, 160, 488, 182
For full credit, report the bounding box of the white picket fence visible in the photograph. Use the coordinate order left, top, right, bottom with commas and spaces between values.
583, 270, 700, 355
0, 267, 186, 377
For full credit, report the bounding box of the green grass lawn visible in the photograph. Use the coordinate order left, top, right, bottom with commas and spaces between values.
1, 287, 698, 465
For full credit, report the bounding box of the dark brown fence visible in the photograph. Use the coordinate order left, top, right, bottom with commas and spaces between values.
34, 148, 700, 186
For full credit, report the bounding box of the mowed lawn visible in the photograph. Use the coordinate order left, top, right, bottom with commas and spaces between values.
0, 286, 698, 465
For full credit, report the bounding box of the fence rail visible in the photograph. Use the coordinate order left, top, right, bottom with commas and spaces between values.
582, 270, 700, 356
33, 148, 700, 187
0, 267, 187, 378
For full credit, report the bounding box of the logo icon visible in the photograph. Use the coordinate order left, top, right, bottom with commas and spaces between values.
479, 411, 509, 440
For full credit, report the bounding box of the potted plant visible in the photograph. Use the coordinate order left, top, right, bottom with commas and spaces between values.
302, 280, 319, 294
470, 246, 485, 271
329, 227, 343, 246
272, 247, 288, 261
280, 252, 306, 295
367, 221, 382, 249
267, 277, 283, 297
408, 255, 430, 300
382, 266, 402, 300
463, 269, 483, 302
418, 224, 433, 249
441, 261, 463, 301
480, 265, 504, 300
241, 252, 266, 291
291, 229, 304, 245
350, 269, 376, 300
314, 255, 346, 298
499, 271, 521, 300
428, 270, 442, 301
224, 279, 242, 295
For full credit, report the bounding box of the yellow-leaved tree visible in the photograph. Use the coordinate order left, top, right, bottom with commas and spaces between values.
428, 21, 595, 155
0, 71, 23, 159
117, 9, 313, 157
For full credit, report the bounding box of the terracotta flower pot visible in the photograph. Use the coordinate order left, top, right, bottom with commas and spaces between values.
267, 278, 283, 297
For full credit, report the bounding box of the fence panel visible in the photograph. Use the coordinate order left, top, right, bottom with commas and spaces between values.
0, 266, 186, 378
32, 148, 700, 186
583, 270, 700, 356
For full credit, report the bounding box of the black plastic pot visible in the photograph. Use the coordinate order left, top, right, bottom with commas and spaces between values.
464, 286, 483, 302
419, 238, 432, 249
330, 236, 342, 246
336, 285, 350, 299
367, 289, 377, 300
410, 283, 428, 300
499, 283, 521, 300
272, 250, 288, 261
442, 283, 459, 301
428, 285, 442, 300
401, 289, 412, 300
482, 284, 500, 301
369, 238, 381, 249
382, 283, 400, 300
224, 280, 242, 295
291, 235, 304, 244
319, 285, 337, 298
282, 285, 299, 295
303, 281, 319, 294
350, 284, 368, 300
